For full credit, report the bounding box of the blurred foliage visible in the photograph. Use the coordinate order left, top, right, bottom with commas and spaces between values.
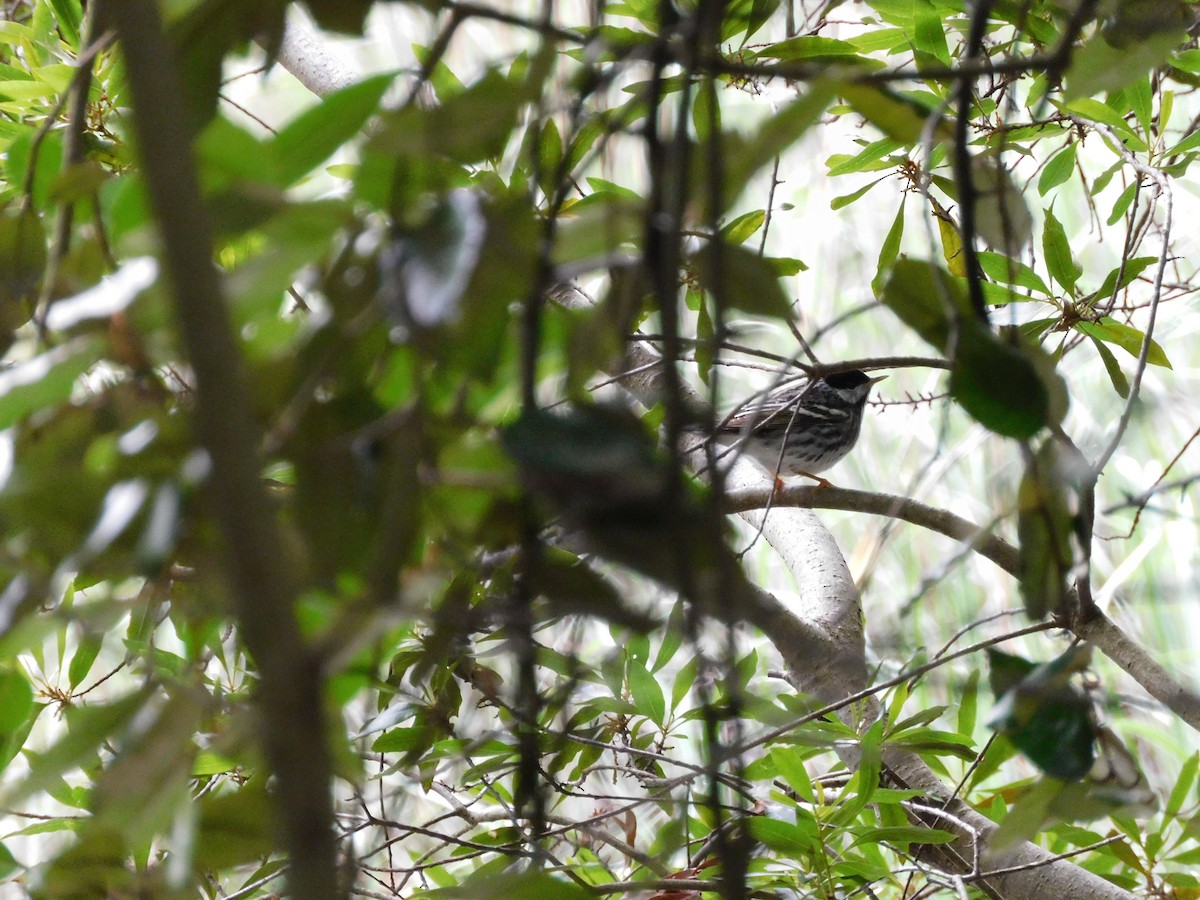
0, 0, 1197, 897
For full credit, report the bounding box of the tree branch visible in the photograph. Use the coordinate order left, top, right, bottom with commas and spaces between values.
98, 3, 338, 897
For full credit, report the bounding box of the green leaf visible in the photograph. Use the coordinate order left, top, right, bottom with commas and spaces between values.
1065, 29, 1187, 100
267, 72, 396, 186
1, 689, 150, 809
1076, 317, 1171, 368
627, 660, 665, 725
1058, 99, 1147, 151
1015, 441, 1083, 619
369, 69, 533, 164
958, 671, 979, 738
1041, 205, 1081, 296
1166, 753, 1199, 818
691, 240, 792, 319
0, 669, 33, 736
987, 647, 1096, 780
871, 198, 905, 297
1164, 128, 1200, 156
934, 205, 964, 276
841, 83, 951, 144
67, 633, 103, 690
754, 35, 865, 62
0, 203, 46, 334
748, 815, 819, 853
768, 747, 815, 800
945, 328, 1051, 439
89, 688, 205, 842
721, 209, 765, 245
305, 0, 374, 33
1106, 181, 1138, 226
533, 553, 652, 629
912, 0, 951, 67
830, 175, 886, 209
1128, 75, 1153, 136
882, 259, 1060, 438
194, 783, 276, 872
1038, 143, 1077, 196
977, 251, 1050, 295
1090, 336, 1130, 398
47, 0, 83, 49
553, 193, 643, 267
169, 2, 288, 130
1094, 256, 1157, 300
378, 191, 486, 330
423, 870, 594, 899
852, 825, 956, 846
721, 81, 837, 210
0, 338, 103, 432
827, 137, 903, 177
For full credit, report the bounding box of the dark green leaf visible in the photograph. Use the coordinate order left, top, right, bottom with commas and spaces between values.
304, 0, 375, 33
883, 259, 1059, 438
692, 240, 792, 319
987, 647, 1096, 780
532, 553, 652, 629
428, 870, 594, 900
194, 783, 276, 872
0, 203, 46, 334
973, 156, 1033, 252
949, 329, 1052, 439
377, 191, 486, 330
170, 0, 288, 130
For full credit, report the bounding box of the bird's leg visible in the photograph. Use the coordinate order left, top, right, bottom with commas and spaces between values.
798, 471, 834, 489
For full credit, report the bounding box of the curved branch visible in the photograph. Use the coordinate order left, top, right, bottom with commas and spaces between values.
726, 484, 1020, 574
725, 482, 1200, 734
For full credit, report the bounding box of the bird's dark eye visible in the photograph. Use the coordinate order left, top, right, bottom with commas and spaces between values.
824, 370, 870, 389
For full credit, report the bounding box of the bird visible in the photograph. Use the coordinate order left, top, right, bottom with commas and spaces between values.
715, 369, 885, 486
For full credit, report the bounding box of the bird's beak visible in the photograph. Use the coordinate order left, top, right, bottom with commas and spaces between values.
868, 374, 888, 385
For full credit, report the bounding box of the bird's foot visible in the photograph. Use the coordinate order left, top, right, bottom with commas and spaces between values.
798, 472, 834, 489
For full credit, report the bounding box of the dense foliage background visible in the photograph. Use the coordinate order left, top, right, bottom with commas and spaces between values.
2, 0, 1200, 897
